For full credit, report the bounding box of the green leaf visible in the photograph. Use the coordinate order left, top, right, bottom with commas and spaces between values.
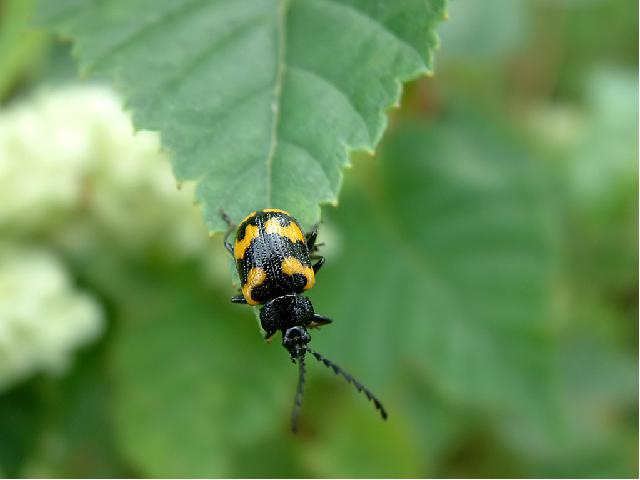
310, 109, 558, 411
0, 0, 49, 100
35, 0, 447, 230
0, 383, 42, 477
105, 264, 294, 477
20, 347, 131, 478
302, 395, 422, 477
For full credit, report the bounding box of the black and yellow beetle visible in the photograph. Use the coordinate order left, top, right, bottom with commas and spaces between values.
221, 208, 387, 432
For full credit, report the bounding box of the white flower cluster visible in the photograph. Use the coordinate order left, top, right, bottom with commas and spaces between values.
0, 245, 103, 391
0, 85, 218, 389
0, 85, 208, 254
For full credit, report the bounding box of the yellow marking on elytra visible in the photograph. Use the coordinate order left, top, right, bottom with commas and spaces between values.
264, 217, 305, 244
281, 257, 315, 290
234, 224, 260, 259
239, 210, 257, 226
242, 267, 266, 305
262, 208, 289, 214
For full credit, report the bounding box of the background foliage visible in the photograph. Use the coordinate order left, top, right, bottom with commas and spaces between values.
0, 0, 637, 478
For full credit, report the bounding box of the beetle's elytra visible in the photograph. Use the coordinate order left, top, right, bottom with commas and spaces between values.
221, 208, 387, 432
234, 209, 317, 306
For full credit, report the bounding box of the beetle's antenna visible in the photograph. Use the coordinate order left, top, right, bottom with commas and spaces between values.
306, 347, 388, 421
291, 353, 307, 433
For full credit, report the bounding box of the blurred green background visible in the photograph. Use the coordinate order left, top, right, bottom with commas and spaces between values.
0, 0, 637, 477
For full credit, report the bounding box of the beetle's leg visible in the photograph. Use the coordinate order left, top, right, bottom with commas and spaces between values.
312, 256, 325, 275
313, 313, 332, 324
231, 295, 247, 304
307, 313, 332, 329
305, 224, 319, 253
220, 209, 236, 257
220, 209, 234, 228
264, 330, 276, 343
224, 239, 234, 256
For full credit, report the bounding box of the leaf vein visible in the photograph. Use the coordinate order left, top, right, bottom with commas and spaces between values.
156, 82, 271, 133
89, 0, 212, 72
304, 0, 424, 64
287, 64, 371, 145
280, 138, 332, 187
156, 12, 269, 97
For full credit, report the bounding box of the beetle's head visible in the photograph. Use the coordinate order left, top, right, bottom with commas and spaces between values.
282, 325, 311, 360
259, 294, 314, 341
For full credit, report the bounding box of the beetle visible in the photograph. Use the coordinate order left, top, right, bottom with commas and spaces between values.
221, 208, 387, 432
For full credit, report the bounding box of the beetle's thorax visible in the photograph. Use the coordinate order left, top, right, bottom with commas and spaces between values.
259, 294, 314, 339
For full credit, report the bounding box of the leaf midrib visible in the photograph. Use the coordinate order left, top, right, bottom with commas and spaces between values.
264, 0, 289, 207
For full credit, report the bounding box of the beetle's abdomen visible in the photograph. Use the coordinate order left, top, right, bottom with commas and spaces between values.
234, 209, 315, 305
